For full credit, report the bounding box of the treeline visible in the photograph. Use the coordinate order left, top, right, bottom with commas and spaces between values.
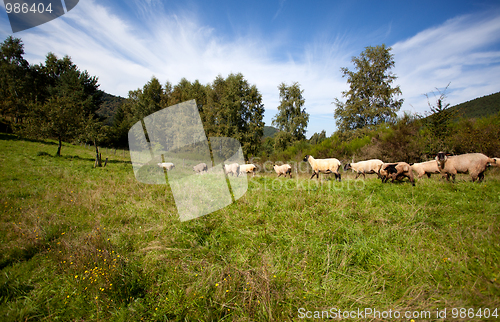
2, 35, 498, 163
0, 36, 271, 158
111, 75, 265, 158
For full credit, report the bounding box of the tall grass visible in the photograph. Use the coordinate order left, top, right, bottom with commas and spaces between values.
1, 133, 499, 321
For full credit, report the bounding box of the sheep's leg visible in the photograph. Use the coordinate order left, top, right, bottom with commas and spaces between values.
354, 172, 360, 179
310, 172, 317, 179
426, 173, 431, 178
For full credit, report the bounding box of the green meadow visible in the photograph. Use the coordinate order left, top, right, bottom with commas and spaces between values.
1, 133, 499, 321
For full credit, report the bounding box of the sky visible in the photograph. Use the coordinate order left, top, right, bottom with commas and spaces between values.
1, 0, 500, 138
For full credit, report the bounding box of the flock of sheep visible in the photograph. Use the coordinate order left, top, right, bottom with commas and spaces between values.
157, 161, 257, 176
157, 152, 499, 185
302, 152, 499, 186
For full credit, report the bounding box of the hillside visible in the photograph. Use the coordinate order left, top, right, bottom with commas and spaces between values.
95, 91, 127, 124
449, 91, 500, 119
263, 125, 278, 138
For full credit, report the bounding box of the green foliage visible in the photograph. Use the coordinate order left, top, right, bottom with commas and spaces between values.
205, 73, 265, 159
0, 36, 32, 124
263, 125, 278, 138
95, 91, 126, 125
14, 52, 102, 156
423, 84, 457, 152
272, 130, 294, 152
334, 44, 403, 132
308, 130, 326, 145
272, 82, 309, 143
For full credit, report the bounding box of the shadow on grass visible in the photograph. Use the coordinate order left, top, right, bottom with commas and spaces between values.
37, 152, 132, 165
0, 132, 59, 146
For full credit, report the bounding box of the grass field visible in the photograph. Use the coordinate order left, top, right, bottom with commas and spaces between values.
1, 133, 500, 321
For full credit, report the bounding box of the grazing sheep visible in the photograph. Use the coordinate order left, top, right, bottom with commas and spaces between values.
193, 162, 208, 174
157, 162, 175, 170
435, 152, 496, 182
239, 164, 257, 177
410, 160, 440, 179
379, 162, 415, 186
273, 164, 292, 178
343, 159, 384, 179
303, 155, 341, 181
224, 163, 240, 177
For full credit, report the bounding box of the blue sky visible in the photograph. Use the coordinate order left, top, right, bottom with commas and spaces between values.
1, 0, 500, 138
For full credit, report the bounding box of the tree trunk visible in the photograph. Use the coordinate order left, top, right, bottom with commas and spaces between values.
94, 140, 102, 167
57, 136, 62, 156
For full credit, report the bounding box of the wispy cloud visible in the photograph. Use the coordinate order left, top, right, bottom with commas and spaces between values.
392, 12, 500, 115
272, 0, 286, 21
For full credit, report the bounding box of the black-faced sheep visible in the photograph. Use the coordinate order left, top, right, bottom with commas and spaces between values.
303, 155, 341, 181
193, 162, 208, 174
239, 164, 257, 177
435, 152, 496, 182
224, 163, 240, 177
379, 162, 415, 186
343, 159, 383, 179
273, 164, 292, 178
157, 162, 175, 171
410, 160, 440, 179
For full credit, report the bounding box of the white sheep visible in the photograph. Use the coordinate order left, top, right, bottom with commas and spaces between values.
303, 155, 341, 181
224, 163, 240, 177
157, 162, 175, 171
343, 159, 383, 179
435, 152, 496, 182
239, 164, 257, 177
193, 162, 208, 174
410, 160, 440, 179
379, 162, 415, 186
273, 164, 292, 178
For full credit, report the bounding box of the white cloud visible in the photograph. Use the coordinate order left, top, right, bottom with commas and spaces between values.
392, 12, 500, 115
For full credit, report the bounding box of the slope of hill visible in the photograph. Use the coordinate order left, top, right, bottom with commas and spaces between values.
96, 91, 127, 124
449, 91, 500, 119
263, 126, 278, 138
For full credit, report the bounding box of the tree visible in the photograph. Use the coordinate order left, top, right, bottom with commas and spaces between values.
0, 36, 31, 124
334, 44, 403, 132
206, 73, 265, 158
425, 84, 455, 140
423, 83, 456, 153
20, 53, 102, 156
272, 82, 309, 143
309, 130, 326, 145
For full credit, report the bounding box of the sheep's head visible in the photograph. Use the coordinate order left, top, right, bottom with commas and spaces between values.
435, 152, 449, 169
303, 155, 310, 162
385, 164, 398, 175
491, 158, 499, 168
343, 163, 352, 171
